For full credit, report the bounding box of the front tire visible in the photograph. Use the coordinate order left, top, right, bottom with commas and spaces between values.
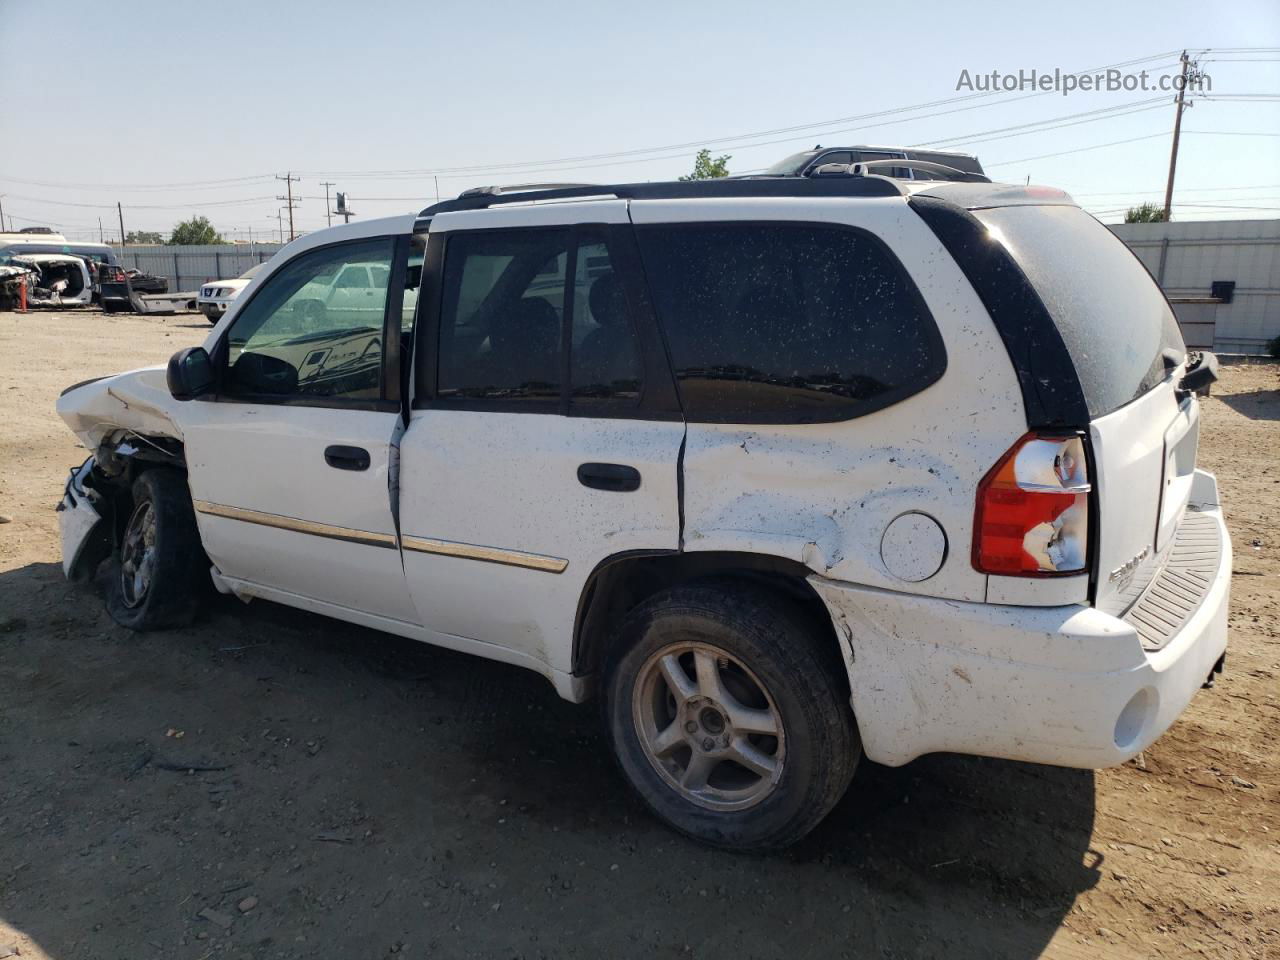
604, 582, 859, 851
105, 469, 208, 630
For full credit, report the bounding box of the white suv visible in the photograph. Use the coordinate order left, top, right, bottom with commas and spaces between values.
56, 175, 1230, 850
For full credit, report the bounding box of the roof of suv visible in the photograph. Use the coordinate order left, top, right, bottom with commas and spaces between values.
416, 176, 1076, 220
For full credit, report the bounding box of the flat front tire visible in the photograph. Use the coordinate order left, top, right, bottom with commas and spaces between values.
104, 469, 207, 631
604, 582, 859, 851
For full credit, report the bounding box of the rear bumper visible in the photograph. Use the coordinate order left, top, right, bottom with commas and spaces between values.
811, 469, 1231, 769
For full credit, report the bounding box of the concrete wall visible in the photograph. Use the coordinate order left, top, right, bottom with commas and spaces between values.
1110, 219, 1280, 355
118, 243, 284, 294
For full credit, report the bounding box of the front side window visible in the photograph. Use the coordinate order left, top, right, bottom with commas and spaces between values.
222, 237, 394, 402
636, 222, 946, 423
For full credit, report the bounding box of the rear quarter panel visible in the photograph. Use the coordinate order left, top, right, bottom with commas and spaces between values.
630, 197, 1029, 602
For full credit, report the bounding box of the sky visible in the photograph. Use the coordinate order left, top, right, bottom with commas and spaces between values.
1, 0, 1277, 242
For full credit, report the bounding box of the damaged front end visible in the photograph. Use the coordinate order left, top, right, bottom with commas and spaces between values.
55, 368, 187, 581
56, 457, 112, 581
56, 433, 187, 582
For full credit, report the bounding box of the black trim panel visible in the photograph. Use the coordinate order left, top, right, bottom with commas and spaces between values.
908, 195, 1089, 428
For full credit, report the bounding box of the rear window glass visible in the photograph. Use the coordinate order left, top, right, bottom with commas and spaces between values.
974, 205, 1184, 418
635, 223, 946, 423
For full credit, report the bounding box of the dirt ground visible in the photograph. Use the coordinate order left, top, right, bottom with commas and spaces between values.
0, 307, 1276, 960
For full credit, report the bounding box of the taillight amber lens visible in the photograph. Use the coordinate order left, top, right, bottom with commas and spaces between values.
973, 433, 1090, 576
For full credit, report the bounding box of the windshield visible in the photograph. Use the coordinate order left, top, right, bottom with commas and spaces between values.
975, 205, 1185, 418
763, 151, 818, 175
240, 263, 265, 280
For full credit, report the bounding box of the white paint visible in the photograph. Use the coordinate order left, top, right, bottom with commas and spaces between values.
812, 470, 1230, 769
630, 197, 1028, 603
879, 512, 946, 582
53, 193, 1232, 797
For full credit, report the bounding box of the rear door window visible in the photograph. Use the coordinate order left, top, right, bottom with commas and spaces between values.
974, 205, 1185, 418
635, 222, 946, 423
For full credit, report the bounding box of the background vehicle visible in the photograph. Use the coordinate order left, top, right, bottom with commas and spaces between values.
198, 262, 265, 322
764, 144, 985, 177
0, 239, 122, 303
11, 253, 93, 306
55, 173, 1229, 851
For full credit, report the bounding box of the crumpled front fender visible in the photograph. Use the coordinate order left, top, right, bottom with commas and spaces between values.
56, 366, 183, 450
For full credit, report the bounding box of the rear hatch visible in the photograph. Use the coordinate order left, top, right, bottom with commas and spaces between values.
972, 204, 1192, 613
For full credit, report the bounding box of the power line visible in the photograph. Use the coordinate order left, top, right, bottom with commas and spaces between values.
916, 98, 1168, 148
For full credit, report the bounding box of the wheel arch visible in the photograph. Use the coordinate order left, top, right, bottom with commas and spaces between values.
572, 549, 849, 697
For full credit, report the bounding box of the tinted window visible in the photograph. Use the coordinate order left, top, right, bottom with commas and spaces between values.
223, 237, 393, 401
571, 240, 642, 407
402, 235, 425, 332
636, 223, 945, 423
975, 206, 1185, 417
437, 230, 566, 404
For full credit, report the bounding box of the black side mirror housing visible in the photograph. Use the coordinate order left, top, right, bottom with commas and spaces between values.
166, 346, 215, 400
1178, 351, 1219, 399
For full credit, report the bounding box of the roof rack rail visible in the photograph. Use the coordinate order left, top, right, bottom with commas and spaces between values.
811, 159, 990, 184
418, 175, 905, 217
457, 182, 602, 199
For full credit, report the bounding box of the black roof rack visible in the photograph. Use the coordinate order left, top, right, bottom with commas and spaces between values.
418, 175, 904, 217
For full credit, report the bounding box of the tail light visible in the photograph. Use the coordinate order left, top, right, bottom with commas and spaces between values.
973, 432, 1090, 576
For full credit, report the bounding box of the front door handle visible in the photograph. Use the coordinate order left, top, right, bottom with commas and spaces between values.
325, 445, 370, 471
577, 462, 641, 492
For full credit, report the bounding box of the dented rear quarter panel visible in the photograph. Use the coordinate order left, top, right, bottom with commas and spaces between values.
636, 198, 1029, 602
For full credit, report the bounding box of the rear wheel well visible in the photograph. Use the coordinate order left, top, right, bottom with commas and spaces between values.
573, 551, 848, 697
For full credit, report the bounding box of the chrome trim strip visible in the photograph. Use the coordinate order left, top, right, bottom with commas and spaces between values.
400, 534, 568, 573
193, 500, 398, 549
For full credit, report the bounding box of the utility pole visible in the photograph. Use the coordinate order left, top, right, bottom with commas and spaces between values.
277, 209, 284, 244
320, 181, 335, 227
0, 194, 7, 232
117, 201, 127, 249
275, 172, 300, 241
1162, 50, 1204, 222
98, 217, 105, 242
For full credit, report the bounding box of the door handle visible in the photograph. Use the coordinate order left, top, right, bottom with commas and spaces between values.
325, 445, 371, 471
577, 462, 641, 492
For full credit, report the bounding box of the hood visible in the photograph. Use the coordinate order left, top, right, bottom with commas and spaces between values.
204, 277, 251, 294
56, 365, 184, 449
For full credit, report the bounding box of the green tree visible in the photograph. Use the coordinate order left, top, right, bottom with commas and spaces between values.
168, 216, 225, 245
1124, 202, 1168, 223
126, 230, 164, 245
680, 148, 732, 181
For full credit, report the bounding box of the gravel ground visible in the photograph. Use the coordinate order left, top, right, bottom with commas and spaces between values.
1, 307, 1277, 960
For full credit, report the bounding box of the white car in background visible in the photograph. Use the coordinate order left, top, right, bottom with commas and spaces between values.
198, 263, 265, 323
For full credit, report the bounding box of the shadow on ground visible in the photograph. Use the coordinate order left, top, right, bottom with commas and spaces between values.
0, 561, 1099, 959
1217, 387, 1279, 422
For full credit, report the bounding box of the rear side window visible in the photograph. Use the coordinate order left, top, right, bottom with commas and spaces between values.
975, 206, 1184, 418
635, 222, 946, 423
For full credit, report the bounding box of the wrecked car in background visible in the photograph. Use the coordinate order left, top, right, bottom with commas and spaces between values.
4, 253, 94, 306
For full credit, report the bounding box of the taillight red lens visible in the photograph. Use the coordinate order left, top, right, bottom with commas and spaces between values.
973, 432, 1090, 576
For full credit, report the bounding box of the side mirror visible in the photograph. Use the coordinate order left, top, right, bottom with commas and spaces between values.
166, 346, 215, 400
1178, 351, 1219, 398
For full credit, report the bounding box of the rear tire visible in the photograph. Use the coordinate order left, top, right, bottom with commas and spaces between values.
105, 469, 208, 631
603, 581, 859, 851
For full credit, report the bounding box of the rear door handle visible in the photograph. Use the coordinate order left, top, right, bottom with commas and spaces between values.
325, 445, 370, 471
578, 462, 641, 492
